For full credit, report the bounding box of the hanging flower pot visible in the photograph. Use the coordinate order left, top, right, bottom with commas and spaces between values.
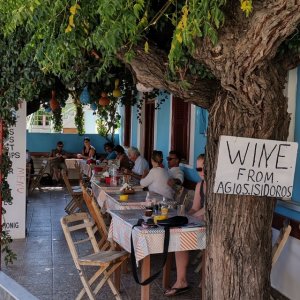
79, 86, 90, 104
50, 90, 60, 111
99, 92, 110, 106
90, 102, 98, 111
112, 79, 122, 97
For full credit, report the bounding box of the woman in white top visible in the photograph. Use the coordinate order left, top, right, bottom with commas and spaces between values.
140, 150, 175, 200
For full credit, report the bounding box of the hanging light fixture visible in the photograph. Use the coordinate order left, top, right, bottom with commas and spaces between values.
79, 86, 90, 104
136, 82, 154, 92
49, 90, 60, 111
90, 102, 97, 111
98, 92, 110, 106
112, 79, 122, 97
44, 106, 52, 113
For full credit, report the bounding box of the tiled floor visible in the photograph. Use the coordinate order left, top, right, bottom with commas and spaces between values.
1, 187, 202, 300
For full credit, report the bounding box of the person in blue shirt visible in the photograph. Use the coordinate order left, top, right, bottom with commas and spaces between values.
104, 142, 117, 160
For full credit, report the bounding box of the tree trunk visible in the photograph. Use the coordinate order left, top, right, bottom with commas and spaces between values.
205, 64, 290, 299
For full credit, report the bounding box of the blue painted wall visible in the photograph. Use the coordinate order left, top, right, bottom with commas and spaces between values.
131, 105, 139, 147
27, 132, 119, 155
184, 107, 208, 181
292, 67, 300, 201
154, 92, 208, 182
155, 93, 171, 158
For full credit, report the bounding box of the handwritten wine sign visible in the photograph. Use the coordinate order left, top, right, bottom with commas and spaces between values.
213, 136, 298, 198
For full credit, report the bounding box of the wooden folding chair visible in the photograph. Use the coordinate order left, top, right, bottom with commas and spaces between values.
26, 163, 32, 197
61, 213, 128, 300
29, 159, 48, 193
62, 170, 85, 214
272, 219, 291, 266
80, 182, 110, 251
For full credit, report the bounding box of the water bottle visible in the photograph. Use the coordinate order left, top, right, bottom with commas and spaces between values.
110, 164, 118, 186
145, 192, 152, 208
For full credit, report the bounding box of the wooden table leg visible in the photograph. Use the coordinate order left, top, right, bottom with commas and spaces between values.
141, 255, 151, 300
113, 243, 121, 291
201, 250, 206, 300
162, 252, 173, 289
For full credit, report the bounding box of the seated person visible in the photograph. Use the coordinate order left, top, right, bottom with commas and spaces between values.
49, 141, 68, 182
104, 142, 117, 160
26, 149, 34, 174
77, 137, 96, 163
125, 147, 149, 181
114, 145, 132, 170
167, 150, 184, 188
140, 150, 175, 200
164, 154, 206, 297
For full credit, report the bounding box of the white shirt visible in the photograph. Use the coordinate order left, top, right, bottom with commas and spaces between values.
140, 167, 175, 200
132, 155, 149, 175
168, 166, 184, 184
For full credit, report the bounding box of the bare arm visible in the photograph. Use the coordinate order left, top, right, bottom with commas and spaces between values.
188, 182, 201, 215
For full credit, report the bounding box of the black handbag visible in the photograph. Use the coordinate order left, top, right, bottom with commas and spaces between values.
130, 216, 188, 285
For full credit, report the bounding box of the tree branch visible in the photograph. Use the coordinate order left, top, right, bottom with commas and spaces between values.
194, 0, 300, 86
118, 44, 219, 109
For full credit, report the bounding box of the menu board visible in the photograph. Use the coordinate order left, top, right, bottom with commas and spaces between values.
4, 102, 27, 238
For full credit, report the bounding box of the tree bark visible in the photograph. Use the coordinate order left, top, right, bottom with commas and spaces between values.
205, 64, 290, 299
118, 44, 220, 108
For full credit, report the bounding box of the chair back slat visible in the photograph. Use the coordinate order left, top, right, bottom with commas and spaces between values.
61, 213, 100, 263
81, 182, 110, 250
29, 159, 48, 193
272, 221, 292, 266
61, 211, 128, 299
62, 170, 74, 195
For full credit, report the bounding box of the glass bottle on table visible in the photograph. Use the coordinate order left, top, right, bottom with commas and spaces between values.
145, 192, 153, 209
160, 197, 169, 216
110, 164, 118, 186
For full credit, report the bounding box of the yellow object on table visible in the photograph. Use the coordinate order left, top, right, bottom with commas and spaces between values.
153, 214, 168, 224
161, 207, 169, 216
119, 194, 129, 201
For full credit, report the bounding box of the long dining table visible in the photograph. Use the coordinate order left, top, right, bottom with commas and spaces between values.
91, 179, 162, 212
108, 209, 206, 300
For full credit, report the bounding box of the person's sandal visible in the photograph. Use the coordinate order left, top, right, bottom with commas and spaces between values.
164, 286, 190, 297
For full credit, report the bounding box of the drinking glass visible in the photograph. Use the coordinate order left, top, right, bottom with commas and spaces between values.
177, 204, 185, 216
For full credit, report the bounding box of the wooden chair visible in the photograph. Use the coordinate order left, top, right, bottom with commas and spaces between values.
174, 186, 186, 206
182, 189, 195, 211
62, 170, 85, 214
26, 163, 32, 197
80, 182, 110, 251
272, 219, 292, 266
29, 159, 48, 193
60, 212, 128, 300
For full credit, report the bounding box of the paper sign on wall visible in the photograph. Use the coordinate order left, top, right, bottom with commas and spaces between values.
213, 136, 298, 198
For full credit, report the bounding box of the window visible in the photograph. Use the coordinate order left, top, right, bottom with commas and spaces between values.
171, 97, 191, 163
29, 110, 51, 127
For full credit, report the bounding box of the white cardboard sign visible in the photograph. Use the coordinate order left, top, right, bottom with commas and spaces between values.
213, 136, 298, 198
3, 102, 27, 238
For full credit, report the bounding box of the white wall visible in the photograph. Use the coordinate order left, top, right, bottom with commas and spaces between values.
271, 229, 300, 300
4, 102, 27, 239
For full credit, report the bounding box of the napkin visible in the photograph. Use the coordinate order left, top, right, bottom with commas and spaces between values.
120, 183, 130, 191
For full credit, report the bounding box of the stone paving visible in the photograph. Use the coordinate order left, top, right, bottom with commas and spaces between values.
1, 187, 202, 300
